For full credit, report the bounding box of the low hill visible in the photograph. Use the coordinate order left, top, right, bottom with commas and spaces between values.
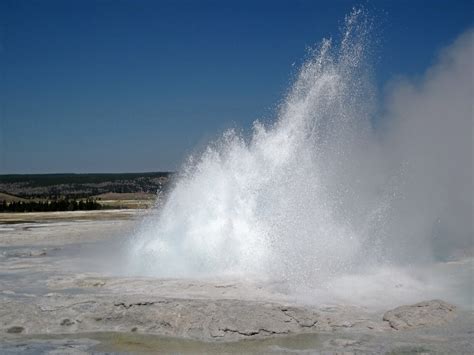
94, 192, 157, 201
0, 192, 26, 202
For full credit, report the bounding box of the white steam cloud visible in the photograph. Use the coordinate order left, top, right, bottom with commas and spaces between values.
127, 10, 473, 307
381, 29, 473, 261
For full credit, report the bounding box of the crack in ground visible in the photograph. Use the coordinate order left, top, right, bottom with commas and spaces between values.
114, 301, 156, 309
281, 308, 318, 328
218, 327, 289, 337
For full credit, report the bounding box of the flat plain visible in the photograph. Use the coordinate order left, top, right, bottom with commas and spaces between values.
0, 210, 473, 354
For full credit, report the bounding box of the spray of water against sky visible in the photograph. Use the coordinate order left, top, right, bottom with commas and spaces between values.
128, 9, 473, 307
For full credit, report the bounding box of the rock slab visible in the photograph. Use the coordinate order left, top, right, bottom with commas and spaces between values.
383, 299, 456, 330
0, 295, 322, 342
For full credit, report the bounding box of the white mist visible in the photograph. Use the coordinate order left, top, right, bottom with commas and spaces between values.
128, 9, 473, 308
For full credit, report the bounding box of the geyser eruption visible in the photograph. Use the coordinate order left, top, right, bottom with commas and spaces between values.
129, 9, 473, 305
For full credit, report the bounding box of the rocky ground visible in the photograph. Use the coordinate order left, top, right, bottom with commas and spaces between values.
0, 211, 472, 354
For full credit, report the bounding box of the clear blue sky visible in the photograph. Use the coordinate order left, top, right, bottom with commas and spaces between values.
1, 0, 472, 173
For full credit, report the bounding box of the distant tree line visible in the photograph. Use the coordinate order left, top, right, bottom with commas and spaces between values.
0, 172, 172, 187
0, 199, 102, 212
1, 181, 170, 199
